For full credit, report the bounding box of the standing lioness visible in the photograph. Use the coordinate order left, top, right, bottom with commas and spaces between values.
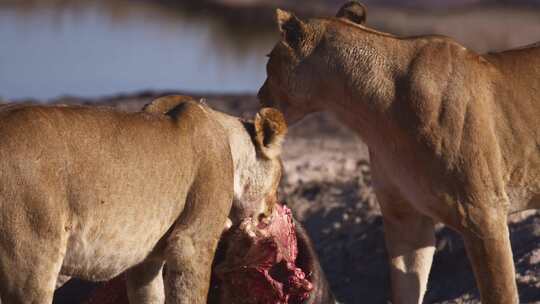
0, 96, 287, 304
258, 2, 539, 303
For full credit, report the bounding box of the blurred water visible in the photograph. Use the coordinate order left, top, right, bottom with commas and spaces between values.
2, 1, 540, 101
0, 1, 275, 100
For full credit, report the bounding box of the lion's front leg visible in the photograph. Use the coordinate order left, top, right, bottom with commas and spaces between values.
371, 155, 436, 304
163, 233, 217, 304
378, 191, 436, 304
56, 275, 71, 289
126, 260, 165, 304
458, 202, 519, 304
163, 175, 233, 304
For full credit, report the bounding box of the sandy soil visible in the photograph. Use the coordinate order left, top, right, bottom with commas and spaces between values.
27, 91, 539, 304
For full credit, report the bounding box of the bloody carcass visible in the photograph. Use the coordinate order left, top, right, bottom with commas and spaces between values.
213, 204, 313, 304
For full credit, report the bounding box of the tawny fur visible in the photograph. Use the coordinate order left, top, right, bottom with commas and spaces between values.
258, 2, 539, 303
0, 96, 287, 304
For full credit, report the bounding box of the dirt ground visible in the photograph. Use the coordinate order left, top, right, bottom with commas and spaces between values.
27, 91, 538, 304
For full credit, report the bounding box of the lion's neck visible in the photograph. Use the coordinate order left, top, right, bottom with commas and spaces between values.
323, 34, 420, 148
210, 110, 258, 199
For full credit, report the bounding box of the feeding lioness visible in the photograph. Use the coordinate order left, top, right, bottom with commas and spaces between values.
0, 95, 287, 304
258, 2, 540, 303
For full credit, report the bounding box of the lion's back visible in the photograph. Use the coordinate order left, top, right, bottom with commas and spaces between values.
0, 102, 235, 281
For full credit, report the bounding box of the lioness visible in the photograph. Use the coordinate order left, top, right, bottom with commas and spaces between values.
0, 95, 287, 304
258, 2, 540, 303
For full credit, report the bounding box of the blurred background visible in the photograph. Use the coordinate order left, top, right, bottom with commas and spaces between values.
2, 2, 540, 303
2, 0, 540, 101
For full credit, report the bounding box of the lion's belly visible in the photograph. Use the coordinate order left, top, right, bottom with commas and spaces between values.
61, 225, 161, 281
61, 230, 146, 281
60, 200, 181, 281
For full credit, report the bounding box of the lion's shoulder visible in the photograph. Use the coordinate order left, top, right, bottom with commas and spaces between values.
143, 95, 217, 127
142, 95, 198, 114
144, 95, 232, 153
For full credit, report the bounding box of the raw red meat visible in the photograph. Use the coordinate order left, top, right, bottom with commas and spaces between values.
214, 204, 313, 304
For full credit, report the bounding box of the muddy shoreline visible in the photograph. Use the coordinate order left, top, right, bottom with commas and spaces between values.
11, 91, 536, 303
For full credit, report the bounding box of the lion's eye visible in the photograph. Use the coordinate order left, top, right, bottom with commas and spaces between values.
266, 53, 271, 58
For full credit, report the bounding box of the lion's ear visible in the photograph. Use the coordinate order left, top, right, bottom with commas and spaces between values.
276, 8, 306, 50
254, 108, 288, 159
336, 1, 367, 25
